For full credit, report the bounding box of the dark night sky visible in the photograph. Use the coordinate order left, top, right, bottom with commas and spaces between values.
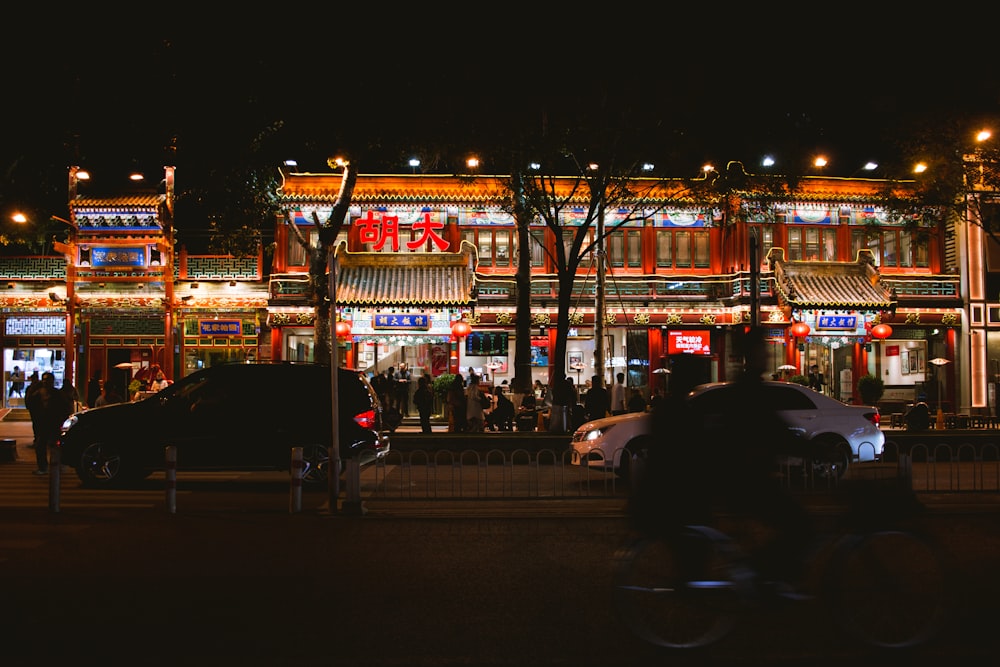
5, 11, 1000, 196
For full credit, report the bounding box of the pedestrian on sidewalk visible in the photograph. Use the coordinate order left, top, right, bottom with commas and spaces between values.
611, 372, 627, 415
24, 371, 73, 475
413, 375, 434, 434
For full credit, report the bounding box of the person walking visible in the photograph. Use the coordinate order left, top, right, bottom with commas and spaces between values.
611, 372, 628, 415
627, 387, 647, 413
9, 365, 25, 399
24, 371, 73, 475
647, 386, 665, 413
413, 374, 434, 434
447, 374, 467, 433
465, 375, 487, 433
584, 374, 610, 422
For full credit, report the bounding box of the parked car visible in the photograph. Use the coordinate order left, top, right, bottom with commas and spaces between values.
58, 362, 389, 488
570, 380, 883, 479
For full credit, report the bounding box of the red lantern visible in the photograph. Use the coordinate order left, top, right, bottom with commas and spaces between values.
871, 323, 893, 340
790, 321, 811, 338
335, 320, 352, 338
451, 320, 472, 337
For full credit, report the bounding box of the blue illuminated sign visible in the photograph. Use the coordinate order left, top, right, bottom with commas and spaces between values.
373, 314, 430, 330
199, 320, 242, 336
91, 247, 146, 268
817, 315, 858, 330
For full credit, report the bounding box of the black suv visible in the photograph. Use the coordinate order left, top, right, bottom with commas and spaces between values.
58, 363, 389, 488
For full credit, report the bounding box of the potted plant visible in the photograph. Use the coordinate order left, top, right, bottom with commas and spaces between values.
857, 373, 885, 406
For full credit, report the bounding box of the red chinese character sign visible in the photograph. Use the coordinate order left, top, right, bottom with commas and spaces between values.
667, 330, 711, 355
355, 211, 449, 252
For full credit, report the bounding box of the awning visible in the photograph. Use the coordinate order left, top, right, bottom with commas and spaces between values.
334, 242, 477, 306
770, 249, 896, 311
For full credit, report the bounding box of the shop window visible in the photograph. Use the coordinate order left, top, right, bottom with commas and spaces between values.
656, 230, 672, 267
287, 226, 320, 267
693, 230, 710, 268
789, 226, 836, 261
655, 229, 708, 269
530, 229, 546, 267
749, 225, 775, 262
462, 228, 513, 268
852, 228, 927, 269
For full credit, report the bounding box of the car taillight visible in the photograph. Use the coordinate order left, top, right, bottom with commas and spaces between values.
354, 409, 377, 430
864, 411, 880, 428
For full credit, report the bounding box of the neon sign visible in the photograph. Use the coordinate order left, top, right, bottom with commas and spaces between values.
667, 330, 711, 355
355, 211, 449, 252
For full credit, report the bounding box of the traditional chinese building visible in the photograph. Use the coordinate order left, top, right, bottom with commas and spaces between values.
269, 165, 966, 411
1, 166, 266, 405
2, 163, 979, 418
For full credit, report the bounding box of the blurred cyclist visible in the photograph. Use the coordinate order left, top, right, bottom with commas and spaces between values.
630, 327, 814, 589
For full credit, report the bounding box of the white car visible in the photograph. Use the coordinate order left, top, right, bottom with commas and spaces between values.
570, 381, 884, 478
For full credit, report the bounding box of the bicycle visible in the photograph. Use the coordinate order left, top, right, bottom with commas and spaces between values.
613, 514, 953, 651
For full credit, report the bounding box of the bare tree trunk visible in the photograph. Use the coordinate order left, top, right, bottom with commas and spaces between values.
512, 172, 534, 397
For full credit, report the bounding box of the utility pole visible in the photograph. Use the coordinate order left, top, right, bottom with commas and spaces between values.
594, 200, 606, 388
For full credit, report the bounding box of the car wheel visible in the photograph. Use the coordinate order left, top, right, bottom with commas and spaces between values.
812, 436, 851, 479
300, 444, 330, 486
615, 436, 652, 481
76, 441, 129, 488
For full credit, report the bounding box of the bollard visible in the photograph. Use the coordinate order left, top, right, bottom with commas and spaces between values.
341, 456, 366, 516
897, 452, 913, 484
49, 445, 60, 513
165, 446, 177, 514
290, 447, 303, 513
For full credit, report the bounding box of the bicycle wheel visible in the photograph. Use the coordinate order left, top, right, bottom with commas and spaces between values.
826, 529, 952, 649
613, 528, 744, 649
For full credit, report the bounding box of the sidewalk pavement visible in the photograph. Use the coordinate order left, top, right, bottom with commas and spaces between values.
0, 417, 35, 464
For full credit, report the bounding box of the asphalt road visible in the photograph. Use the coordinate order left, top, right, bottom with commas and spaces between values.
2, 417, 999, 666
2, 497, 999, 667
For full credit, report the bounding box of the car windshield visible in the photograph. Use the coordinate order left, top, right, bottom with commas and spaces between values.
691, 383, 819, 412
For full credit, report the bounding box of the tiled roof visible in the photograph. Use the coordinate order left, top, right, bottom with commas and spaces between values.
771, 250, 896, 310
334, 242, 477, 306
71, 194, 165, 210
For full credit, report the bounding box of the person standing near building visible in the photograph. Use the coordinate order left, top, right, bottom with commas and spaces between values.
9, 365, 25, 400
627, 387, 647, 413
371, 370, 389, 410
611, 372, 628, 415
465, 375, 487, 433
413, 374, 434, 434
447, 374, 467, 433
808, 364, 825, 393
396, 363, 412, 416
86, 371, 102, 408
584, 374, 610, 422
25, 371, 73, 475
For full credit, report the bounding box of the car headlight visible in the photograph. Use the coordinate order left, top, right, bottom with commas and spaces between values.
61, 414, 78, 433
584, 429, 603, 442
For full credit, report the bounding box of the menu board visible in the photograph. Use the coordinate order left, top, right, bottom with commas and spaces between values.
466, 331, 508, 356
